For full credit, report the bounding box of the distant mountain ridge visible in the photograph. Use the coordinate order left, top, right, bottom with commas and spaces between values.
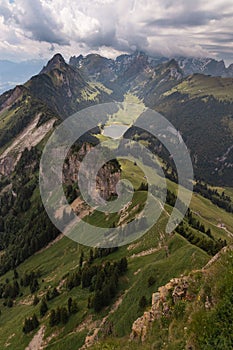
0, 51, 232, 95
69, 51, 233, 186
69, 50, 233, 80
0, 51, 233, 185
177, 56, 233, 77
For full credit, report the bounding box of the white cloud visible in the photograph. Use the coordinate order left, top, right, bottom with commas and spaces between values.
0, 0, 232, 62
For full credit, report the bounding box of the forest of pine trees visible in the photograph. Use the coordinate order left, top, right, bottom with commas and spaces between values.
65, 254, 128, 313
194, 181, 233, 213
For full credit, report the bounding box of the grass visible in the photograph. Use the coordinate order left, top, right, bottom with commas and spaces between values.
0, 143, 232, 349
190, 192, 233, 238
108, 234, 209, 337
108, 93, 145, 125
164, 74, 233, 102
0, 237, 90, 349
209, 185, 233, 202
77, 82, 112, 103
0, 202, 211, 350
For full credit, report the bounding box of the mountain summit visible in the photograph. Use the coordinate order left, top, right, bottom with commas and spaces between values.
40, 53, 67, 74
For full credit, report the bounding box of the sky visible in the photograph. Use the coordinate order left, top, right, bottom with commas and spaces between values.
0, 0, 233, 64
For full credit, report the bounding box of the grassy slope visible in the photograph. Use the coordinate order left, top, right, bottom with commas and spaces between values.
0, 89, 232, 348
0, 181, 232, 349
190, 193, 233, 239
0, 128, 232, 348
0, 225, 209, 349
164, 74, 233, 101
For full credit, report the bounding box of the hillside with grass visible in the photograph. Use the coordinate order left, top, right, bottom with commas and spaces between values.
0, 144, 232, 349
69, 52, 233, 185
0, 52, 232, 350
145, 74, 233, 186
0, 185, 232, 349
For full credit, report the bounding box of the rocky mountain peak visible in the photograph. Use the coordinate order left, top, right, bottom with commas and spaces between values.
40, 53, 66, 74
166, 58, 179, 68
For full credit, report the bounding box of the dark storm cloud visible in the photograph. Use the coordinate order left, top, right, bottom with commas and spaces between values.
203, 32, 233, 44
82, 27, 117, 48
1, 0, 69, 45
0, 0, 233, 61
147, 11, 224, 28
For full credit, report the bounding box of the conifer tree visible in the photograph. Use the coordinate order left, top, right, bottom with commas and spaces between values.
32, 314, 39, 329
40, 298, 48, 317
68, 297, 73, 313
60, 307, 69, 324
49, 309, 56, 327
139, 296, 147, 309
33, 295, 39, 306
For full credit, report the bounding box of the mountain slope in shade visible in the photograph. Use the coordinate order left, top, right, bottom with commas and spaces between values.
26, 53, 115, 118
0, 53, 118, 178
144, 74, 233, 186
69, 51, 177, 90
0, 84, 58, 172
70, 51, 233, 83
1, 52, 233, 96
1, 52, 233, 186
70, 52, 232, 185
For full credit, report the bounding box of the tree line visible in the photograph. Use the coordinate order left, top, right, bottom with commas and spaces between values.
176, 222, 226, 256
0, 147, 60, 275
194, 181, 233, 213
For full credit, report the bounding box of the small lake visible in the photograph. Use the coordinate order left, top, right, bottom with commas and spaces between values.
103, 124, 129, 139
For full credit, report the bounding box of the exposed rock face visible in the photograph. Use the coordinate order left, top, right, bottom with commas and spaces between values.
0, 85, 25, 114
0, 114, 56, 176
40, 53, 66, 75
130, 245, 233, 343
177, 57, 233, 77
63, 143, 121, 202
130, 276, 190, 342
96, 162, 121, 201
0, 156, 15, 176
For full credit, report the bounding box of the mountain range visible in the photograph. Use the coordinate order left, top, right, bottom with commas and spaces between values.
70, 51, 233, 81
0, 51, 232, 350
1, 51, 233, 96
1, 51, 232, 185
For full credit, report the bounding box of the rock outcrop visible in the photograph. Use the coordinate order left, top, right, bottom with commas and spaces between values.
130, 245, 233, 343
63, 143, 121, 202
0, 114, 56, 176
130, 275, 190, 342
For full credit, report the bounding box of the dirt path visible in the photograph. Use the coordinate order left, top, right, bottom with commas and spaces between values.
25, 326, 45, 350
221, 226, 233, 239
130, 246, 163, 258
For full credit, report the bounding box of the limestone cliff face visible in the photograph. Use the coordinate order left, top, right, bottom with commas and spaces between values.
0, 114, 56, 176
96, 161, 121, 201
130, 245, 233, 344
130, 276, 190, 342
63, 143, 121, 202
